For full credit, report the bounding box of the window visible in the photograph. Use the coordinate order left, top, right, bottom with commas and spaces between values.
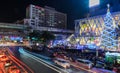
31, 23, 35, 25
77, 60, 84, 63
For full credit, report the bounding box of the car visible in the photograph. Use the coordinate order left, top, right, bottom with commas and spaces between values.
95, 61, 106, 68
0, 54, 5, 58
53, 58, 70, 69
8, 66, 20, 73
76, 59, 93, 69
0, 69, 3, 73
4, 60, 12, 67
0, 62, 5, 68
0, 55, 9, 62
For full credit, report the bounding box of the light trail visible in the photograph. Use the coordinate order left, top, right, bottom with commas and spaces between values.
7, 48, 34, 73
23, 48, 96, 73
22, 49, 90, 73
8, 55, 27, 73
0, 65, 5, 73
70, 62, 96, 73
19, 48, 65, 73
0, 68, 4, 73
24, 49, 97, 73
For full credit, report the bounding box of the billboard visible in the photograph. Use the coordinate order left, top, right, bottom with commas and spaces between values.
89, 0, 100, 7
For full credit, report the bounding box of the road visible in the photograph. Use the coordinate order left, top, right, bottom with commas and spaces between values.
22, 47, 89, 73
0, 47, 34, 73
8, 46, 114, 73
9, 46, 61, 73
8, 46, 89, 73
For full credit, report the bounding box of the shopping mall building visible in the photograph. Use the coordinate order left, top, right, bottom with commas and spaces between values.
73, 11, 120, 51
0, 23, 27, 46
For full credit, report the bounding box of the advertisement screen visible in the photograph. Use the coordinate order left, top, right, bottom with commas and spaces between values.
89, 0, 99, 7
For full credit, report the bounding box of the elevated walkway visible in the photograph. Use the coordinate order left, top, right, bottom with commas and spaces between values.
0, 23, 28, 30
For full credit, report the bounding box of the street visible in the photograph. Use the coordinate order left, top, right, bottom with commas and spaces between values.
0, 0, 120, 73
6, 46, 115, 73
0, 47, 33, 73
9, 46, 61, 73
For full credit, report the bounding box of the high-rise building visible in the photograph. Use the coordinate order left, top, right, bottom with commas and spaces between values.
45, 6, 67, 29
26, 4, 45, 29
25, 4, 67, 29
21, 4, 72, 40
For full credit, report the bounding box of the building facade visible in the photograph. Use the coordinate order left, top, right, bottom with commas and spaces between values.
26, 4, 45, 28
0, 23, 28, 45
23, 4, 71, 40
74, 11, 120, 51
25, 4, 67, 29
44, 6, 67, 29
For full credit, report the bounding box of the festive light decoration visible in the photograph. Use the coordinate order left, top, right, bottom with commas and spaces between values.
101, 4, 118, 51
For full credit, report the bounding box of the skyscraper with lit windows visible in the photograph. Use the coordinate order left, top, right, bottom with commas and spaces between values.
26, 4, 45, 28
25, 4, 67, 29
22, 4, 72, 40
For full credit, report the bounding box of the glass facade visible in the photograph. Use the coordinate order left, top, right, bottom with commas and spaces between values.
75, 16, 104, 46
74, 12, 120, 50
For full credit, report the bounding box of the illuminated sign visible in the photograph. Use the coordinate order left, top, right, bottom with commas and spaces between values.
89, 0, 100, 7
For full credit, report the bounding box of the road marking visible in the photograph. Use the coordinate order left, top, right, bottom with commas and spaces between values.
19, 48, 66, 73
7, 48, 34, 73
22, 48, 69, 73
70, 63, 96, 73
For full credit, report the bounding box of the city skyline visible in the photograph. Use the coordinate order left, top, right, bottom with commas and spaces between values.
0, 0, 89, 30
0, 0, 120, 73
0, 0, 119, 29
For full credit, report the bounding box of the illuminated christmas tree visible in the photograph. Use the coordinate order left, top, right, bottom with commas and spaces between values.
101, 4, 117, 51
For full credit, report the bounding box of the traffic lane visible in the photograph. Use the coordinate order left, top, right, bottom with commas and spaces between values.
22, 47, 114, 73
9, 47, 59, 73
23, 48, 89, 73
53, 63, 88, 73
67, 66, 88, 73
10, 47, 89, 73
0, 48, 30, 73
19, 54, 58, 73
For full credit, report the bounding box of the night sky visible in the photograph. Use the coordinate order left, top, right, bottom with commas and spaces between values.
0, 0, 89, 30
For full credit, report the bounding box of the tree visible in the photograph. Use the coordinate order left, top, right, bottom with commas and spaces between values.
101, 4, 117, 51
28, 30, 41, 42
28, 30, 55, 45
41, 31, 55, 43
